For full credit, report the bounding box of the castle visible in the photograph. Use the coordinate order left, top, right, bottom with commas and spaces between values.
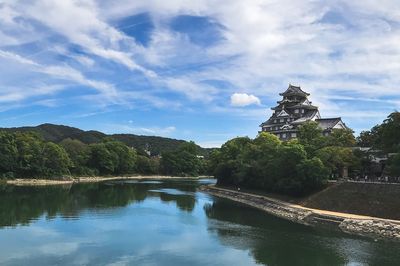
259, 84, 348, 140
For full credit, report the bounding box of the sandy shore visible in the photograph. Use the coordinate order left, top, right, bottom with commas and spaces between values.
6, 175, 209, 186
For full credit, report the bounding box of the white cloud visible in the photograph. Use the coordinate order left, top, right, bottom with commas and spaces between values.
104, 123, 176, 137
230, 93, 261, 107
1, 0, 400, 139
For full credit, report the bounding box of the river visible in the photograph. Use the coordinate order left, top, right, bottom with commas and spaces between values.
0, 179, 399, 266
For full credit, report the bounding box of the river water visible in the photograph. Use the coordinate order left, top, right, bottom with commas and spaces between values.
0, 179, 399, 266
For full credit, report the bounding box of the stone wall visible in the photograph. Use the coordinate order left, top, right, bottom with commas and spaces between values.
200, 185, 400, 241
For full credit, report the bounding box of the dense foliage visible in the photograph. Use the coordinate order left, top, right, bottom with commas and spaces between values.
356, 111, 400, 177
160, 142, 206, 176
357, 112, 400, 152
211, 123, 357, 196
0, 123, 212, 156
0, 132, 205, 179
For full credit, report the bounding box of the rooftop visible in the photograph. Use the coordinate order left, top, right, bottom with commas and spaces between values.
279, 84, 310, 96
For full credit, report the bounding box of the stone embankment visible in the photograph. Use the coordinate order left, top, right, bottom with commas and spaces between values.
200, 185, 400, 241
6, 176, 208, 186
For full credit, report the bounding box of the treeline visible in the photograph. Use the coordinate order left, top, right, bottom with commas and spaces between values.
209, 123, 357, 196
0, 123, 212, 156
0, 131, 206, 179
356, 111, 400, 177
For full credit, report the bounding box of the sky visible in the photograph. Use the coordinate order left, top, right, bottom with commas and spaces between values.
1, 0, 400, 148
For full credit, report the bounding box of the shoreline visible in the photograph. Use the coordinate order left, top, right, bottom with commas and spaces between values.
5, 175, 210, 186
200, 185, 400, 241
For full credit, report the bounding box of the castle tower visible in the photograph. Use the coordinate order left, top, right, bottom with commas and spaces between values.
260, 84, 348, 140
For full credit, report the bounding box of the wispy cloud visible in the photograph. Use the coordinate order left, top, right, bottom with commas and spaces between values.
1, 0, 400, 144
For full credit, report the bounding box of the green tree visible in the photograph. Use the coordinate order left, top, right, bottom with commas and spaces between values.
315, 146, 355, 178
387, 152, 400, 177
60, 138, 92, 175
326, 128, 356, 147
296, 157, 329, 194
136, 155, 159, 174
104, 140, 137, 175
88, 143, 116, 175
40, 142, 72, 177
376, 112, 400, 152
160, 141, 203, 176
0, 132, 18, 178
297, 121, 326, 156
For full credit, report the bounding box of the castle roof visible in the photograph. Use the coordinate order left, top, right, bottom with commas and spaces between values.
291, 110, 320, 124
279, 84, 310, 96
315, 118, 347, 130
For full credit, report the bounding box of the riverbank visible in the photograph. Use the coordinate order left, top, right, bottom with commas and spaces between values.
6, 175, 210, 186
200, 185, 400, 241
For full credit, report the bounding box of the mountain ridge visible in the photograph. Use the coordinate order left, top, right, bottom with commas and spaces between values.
0, 123, 211, 156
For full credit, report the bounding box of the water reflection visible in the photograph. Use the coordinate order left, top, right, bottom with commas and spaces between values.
0, 179, 399, 266
0, 179, 200, 228
204, 198, 400, 266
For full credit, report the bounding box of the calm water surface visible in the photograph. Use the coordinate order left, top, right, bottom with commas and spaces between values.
0, 179, 399, 266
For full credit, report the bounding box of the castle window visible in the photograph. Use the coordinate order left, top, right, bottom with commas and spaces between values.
291, 132, 297, 138
294, 109, 299, 114
280, 118, 284, 123
301, 109, 305, 113
282, 133, 287, 138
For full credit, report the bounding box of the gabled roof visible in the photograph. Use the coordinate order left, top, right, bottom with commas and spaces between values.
315, 118, 347, 130
291, 110, 319, 124
279, 84, 310, 96
277, 109, 290, 117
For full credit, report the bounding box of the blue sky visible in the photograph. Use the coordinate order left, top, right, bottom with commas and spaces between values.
1, 1, 400, 147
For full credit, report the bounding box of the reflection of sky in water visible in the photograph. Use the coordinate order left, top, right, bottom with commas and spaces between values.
149, 188, 193, 196
0, 179, 399, 266
108, 180, 164, 184
0, 195, 258, 266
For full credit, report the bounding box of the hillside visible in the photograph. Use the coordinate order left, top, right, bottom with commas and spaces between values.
0, 123, 212, 156
301, 182, 400, 220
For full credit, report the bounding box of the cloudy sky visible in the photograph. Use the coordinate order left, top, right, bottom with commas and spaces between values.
1, 0, 399, 147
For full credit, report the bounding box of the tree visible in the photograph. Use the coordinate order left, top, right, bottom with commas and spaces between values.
0, 132, 18, 178
104, 140, 137, 175
136, 155, 159, 174
356, 112, 400, 152
315, 146, 355, 178
40, 142, 72, 177
356, 128, 380, 147
326, 128, 356, 147
296, 157, 329, 194
14, 132, 45, 178
60, 138, 92, 175
160, 141, 203, 176
376, 112, 400, 152
297, 121, 326, 156
387, 152, 400, 177
88, 143, 116, 175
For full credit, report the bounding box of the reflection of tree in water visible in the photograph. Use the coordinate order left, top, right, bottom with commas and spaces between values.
203, 198, 399, 266
0, 180, 199, 228
157, 192, 196, 212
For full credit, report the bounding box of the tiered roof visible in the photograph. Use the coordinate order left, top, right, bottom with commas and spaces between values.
260, 84, 349, 138
279, 84, 310, 96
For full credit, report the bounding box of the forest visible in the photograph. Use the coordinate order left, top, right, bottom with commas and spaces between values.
0, 132, 206, 179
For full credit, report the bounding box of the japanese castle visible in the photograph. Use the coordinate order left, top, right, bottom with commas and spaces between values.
260, 84, 348, 140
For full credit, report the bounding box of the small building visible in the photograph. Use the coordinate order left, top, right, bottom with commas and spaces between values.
260, 84, 348, 140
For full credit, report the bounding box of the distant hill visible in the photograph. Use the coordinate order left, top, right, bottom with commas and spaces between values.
0, 123, 213, 156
